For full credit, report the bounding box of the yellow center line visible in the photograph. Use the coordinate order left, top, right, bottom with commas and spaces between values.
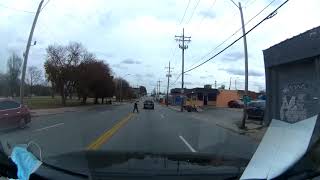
86, 113, 134, 150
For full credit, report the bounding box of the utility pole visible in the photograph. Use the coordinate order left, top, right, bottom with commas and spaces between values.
234, 79, 237, 90
120, 79, 123, 102
165, 62, 173, 106
20, 0, 44, 104
175, 28, 191, 112
215, 80, 217, 89
157, 82, 159, 96
229, 77, 232, 90
157, 80, 161, 99
230, 0, 249, 129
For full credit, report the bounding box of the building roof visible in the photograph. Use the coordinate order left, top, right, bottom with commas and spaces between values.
170, 88, 189, 94
188, 88, 219, 94
171, 87, 218, 94
263, 26, 320, 68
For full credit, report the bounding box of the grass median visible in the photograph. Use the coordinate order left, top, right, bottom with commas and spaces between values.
16, 96, 95, 109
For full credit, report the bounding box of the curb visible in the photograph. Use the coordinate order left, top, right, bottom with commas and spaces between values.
215, 123, 246, 135
216, 122, 264, 135
30, 110, 77, 117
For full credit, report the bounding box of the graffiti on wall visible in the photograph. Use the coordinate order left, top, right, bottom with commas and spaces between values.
280, 82, 308, 123
280, 94, 307, 123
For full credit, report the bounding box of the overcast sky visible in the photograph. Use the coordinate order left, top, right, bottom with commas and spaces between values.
1, 0, 319, 93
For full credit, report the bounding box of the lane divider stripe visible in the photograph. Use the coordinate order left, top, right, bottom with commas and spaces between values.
179, 135, 197, 153
86, 113, 134, 150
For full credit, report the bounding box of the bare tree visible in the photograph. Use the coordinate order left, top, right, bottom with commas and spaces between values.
65, 42, 85, 99
44, 44, 68, 105
44, 42, 85, 105
7, 53, 22, 97
27, 66, 42, 97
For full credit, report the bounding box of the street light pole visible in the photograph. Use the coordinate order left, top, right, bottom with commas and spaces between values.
120, 79, 122, 102
20, 0, 44, 104
230, 0, 249, 129
239, 2, 249, 129
165, 61, 172, 106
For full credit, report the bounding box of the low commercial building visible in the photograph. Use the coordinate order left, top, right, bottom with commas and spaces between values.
185, 86, 219, 107
169, 85, 219, 107
169, 88, 187, 106
216, 90, 257, 108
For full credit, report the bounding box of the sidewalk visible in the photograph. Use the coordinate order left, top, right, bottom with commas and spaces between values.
191, 108, 266, 142
167, 105, 204, 112
166, 105, 266, 142
167, 105, 181, 112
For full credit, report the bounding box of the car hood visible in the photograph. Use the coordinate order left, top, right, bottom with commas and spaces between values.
43, 150, 249, 177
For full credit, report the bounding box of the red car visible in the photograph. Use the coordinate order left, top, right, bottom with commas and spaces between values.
0, 98, 31, 129
228, 100, 244, 108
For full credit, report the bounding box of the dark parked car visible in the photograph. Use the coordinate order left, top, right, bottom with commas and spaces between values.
247, 100, 266, 120
0, 98, 31, 129
228, 100, 244, 108
143, 100, 154, 109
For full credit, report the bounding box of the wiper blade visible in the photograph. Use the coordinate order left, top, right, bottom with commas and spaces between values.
42, 162, 89, 178
275, 169, 320, 180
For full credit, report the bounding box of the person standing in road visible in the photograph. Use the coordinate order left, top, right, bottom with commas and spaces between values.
133, 101, 139, 113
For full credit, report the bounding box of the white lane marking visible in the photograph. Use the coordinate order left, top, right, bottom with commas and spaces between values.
160, 114, 164, 119
179, 135, 196, 153
34, 123, 64, 132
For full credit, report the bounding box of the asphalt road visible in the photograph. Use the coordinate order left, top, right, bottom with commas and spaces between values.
0, 98, 258, 161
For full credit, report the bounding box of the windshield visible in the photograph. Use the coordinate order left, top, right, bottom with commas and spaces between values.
248, 101, 265, 108
1, 0, 320, 179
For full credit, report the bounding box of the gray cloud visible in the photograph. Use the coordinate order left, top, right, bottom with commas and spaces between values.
185, 82, 193, 85
94, 51, 113, 58
199, 74, 214, 79
219, 67, 264, 77
198, 10, 216, 19
134, 74, 143, 78
178, 81, 193, 86
249, 70, 265, 77
113, 64, 127, 69
145, 73, 154, 77
121, 58, 142, 64
223, 52, 244, 61
99, 11, 112, 26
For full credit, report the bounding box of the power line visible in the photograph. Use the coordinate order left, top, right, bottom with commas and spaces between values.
184, 0, 289, 73
196, 0, 217, 28
41, 0, 50, 11
170, 73, 182, 86
186, 0, 217, 68
185, 0, 201, 24
187, 0, 279, 70
244, 0, 258, 8
179, 0, 191, 25
185, 0, 217, 70
0, 3, 35, 14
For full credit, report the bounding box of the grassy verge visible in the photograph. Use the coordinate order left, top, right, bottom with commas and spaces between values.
16, 96, 95, 109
